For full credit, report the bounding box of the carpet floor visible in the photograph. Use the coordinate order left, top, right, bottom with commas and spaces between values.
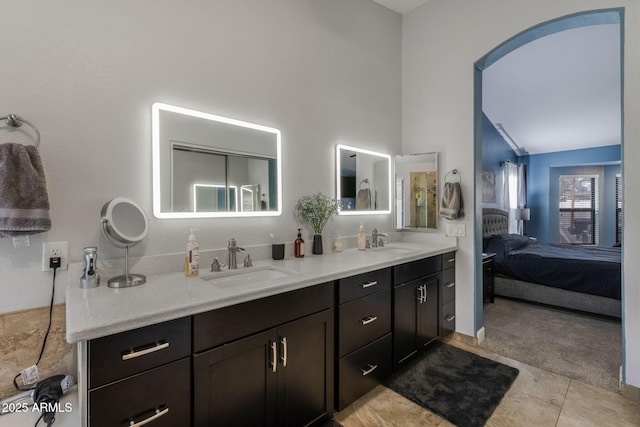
385, 342, 518, 427
481, 297, 622, 392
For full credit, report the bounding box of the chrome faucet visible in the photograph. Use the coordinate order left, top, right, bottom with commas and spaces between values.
227, 238, 245, 270
371, 228, 389, 248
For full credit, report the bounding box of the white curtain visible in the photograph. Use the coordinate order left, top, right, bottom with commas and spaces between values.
503, 162, 527, 234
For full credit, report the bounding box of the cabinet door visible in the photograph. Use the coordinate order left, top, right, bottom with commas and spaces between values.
394, 275, 439, 368
393, 281, 419, 367
417, 276, 439, 349
277, 309, 334, 427
193, 329, 278, 427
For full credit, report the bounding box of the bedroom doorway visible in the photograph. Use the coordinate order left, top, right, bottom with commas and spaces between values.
473, 9, 624, 389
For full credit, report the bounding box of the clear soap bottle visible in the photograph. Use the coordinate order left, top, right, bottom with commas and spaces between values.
185, 228, 200, 277
358, 222, 366, 250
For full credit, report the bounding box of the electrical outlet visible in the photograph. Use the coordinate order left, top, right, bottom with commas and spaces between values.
42, 241, 69, 272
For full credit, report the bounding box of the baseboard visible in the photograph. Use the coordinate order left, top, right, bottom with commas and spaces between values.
620, 381, 640, 404
442, 331, 478, 347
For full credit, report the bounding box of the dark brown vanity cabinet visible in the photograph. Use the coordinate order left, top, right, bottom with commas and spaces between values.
336, 268, 393, 410
440, 251, 456, 337
87, 317, 192, 427
393, 257, 440, 368
193, 282, 334, 427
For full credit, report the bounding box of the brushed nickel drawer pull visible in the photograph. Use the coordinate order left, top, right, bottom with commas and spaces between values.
361, 280, 378, 288
446, 315, 456, 322
447, 258, 455, 263
128, 407, 169, 427
122, 341, 169, 361
361, 364, 378, 376
360, 316, 378, 325
280, 337, 288, 368
446, 282, 456, 288
270, 341, 277, 373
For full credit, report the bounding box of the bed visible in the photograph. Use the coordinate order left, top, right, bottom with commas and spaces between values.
482, 208, 621, 318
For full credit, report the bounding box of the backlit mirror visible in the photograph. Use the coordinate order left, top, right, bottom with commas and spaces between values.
394, 153, 438, 230
336, 144, 391, 215
152, 103, 282, 218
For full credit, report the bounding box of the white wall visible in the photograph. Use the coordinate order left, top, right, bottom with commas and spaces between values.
0, 0, 401, 312
403, 0, 640, 386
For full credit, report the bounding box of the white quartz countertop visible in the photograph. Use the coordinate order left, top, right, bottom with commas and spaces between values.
66, 240, 456, 343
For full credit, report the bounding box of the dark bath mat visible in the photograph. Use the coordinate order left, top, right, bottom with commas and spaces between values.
385, 343, 518, 427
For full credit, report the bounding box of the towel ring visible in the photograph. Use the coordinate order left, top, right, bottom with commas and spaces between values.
1, 114, 41, 147
445, 169, 461, 183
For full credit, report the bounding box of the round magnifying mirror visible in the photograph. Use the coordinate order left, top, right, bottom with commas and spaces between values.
100, 197, 149, 288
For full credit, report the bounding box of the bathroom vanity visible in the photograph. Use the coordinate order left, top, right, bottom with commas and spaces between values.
66, 239, 456, 426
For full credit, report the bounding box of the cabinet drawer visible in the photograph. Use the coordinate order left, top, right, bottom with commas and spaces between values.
89, 357, 191, 427
440, 300, 456, 336
393, 256, 441, 285
441, 268, 455, 304
338, 268, 391, 304
194, 282, 333, 352
337, 333, 392, 410
338, 289, 391, 357
88, 317, 191, 389
441, 251, 456, 271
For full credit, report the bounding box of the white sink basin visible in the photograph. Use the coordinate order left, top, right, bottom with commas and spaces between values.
368, 245, 416, 255
202, 265, 296, 287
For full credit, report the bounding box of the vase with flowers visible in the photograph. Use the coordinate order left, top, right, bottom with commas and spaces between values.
294, 193, 341, 254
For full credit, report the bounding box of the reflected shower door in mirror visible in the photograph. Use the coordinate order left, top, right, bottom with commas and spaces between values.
152, 103, 282, 218
336, 144, 391, 215
394, 153, 438, 230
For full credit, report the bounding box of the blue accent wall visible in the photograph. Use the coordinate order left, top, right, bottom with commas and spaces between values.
525, 145, 621, 244
481, 113, 518, 208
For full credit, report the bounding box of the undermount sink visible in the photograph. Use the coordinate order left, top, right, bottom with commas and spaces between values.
368, 245, 416, 255
202, 265, 296, 287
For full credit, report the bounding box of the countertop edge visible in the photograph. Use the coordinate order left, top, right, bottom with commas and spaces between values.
66, 243, 456, 343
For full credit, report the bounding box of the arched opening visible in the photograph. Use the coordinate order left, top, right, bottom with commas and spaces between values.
473, 8, 624, 389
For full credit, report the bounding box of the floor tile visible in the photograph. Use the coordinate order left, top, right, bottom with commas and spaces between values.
556, 380, 640, 427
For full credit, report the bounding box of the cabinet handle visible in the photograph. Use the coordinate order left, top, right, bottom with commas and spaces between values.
360, 316, 378, 325
361, 364, 378, 376
447, 258, 455, 263
270, 341, 277, 373
446, 315, 456, 322
416, 285, 423, 303
280, 337, 288, 368
128, 407, 169, 427
121, 341, 169, 361
360, 280, 378, 288
446, 282, 456, 288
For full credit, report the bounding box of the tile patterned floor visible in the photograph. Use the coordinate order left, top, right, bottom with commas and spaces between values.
334, 342, 640, 427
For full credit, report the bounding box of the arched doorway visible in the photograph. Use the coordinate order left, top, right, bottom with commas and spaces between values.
473, 8, 624, 388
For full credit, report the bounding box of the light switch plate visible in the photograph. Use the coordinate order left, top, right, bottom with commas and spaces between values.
446, 224, 466, 237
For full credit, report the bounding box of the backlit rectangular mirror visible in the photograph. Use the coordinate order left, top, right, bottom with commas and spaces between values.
336, 144, 391, 215
152, 103, 282, 218
394, 153, 438, 229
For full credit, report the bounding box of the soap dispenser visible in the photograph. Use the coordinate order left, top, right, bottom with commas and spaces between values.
357, 222, 366, 251
333, 231, 343, 252
295, 228, 305, 258
185, 228, 200, 277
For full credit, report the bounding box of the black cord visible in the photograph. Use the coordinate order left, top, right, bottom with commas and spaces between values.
13, 265, 57, 392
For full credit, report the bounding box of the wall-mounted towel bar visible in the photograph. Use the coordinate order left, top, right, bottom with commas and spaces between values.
1, 114, 41, 147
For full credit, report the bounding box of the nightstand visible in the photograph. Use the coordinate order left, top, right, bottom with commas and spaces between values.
482, 253, 496, 303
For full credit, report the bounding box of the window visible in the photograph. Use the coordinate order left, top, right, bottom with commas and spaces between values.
616, 174, 622, 245
559, 175, 599, 245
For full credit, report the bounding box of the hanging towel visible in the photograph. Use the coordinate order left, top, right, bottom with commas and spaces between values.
356, 188, 371, 210
0, 143, 51, 237
440, 182, 464, 220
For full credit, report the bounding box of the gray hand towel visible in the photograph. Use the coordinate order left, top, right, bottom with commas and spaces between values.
0, 143, 51, 237
439, 182, 464, 220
